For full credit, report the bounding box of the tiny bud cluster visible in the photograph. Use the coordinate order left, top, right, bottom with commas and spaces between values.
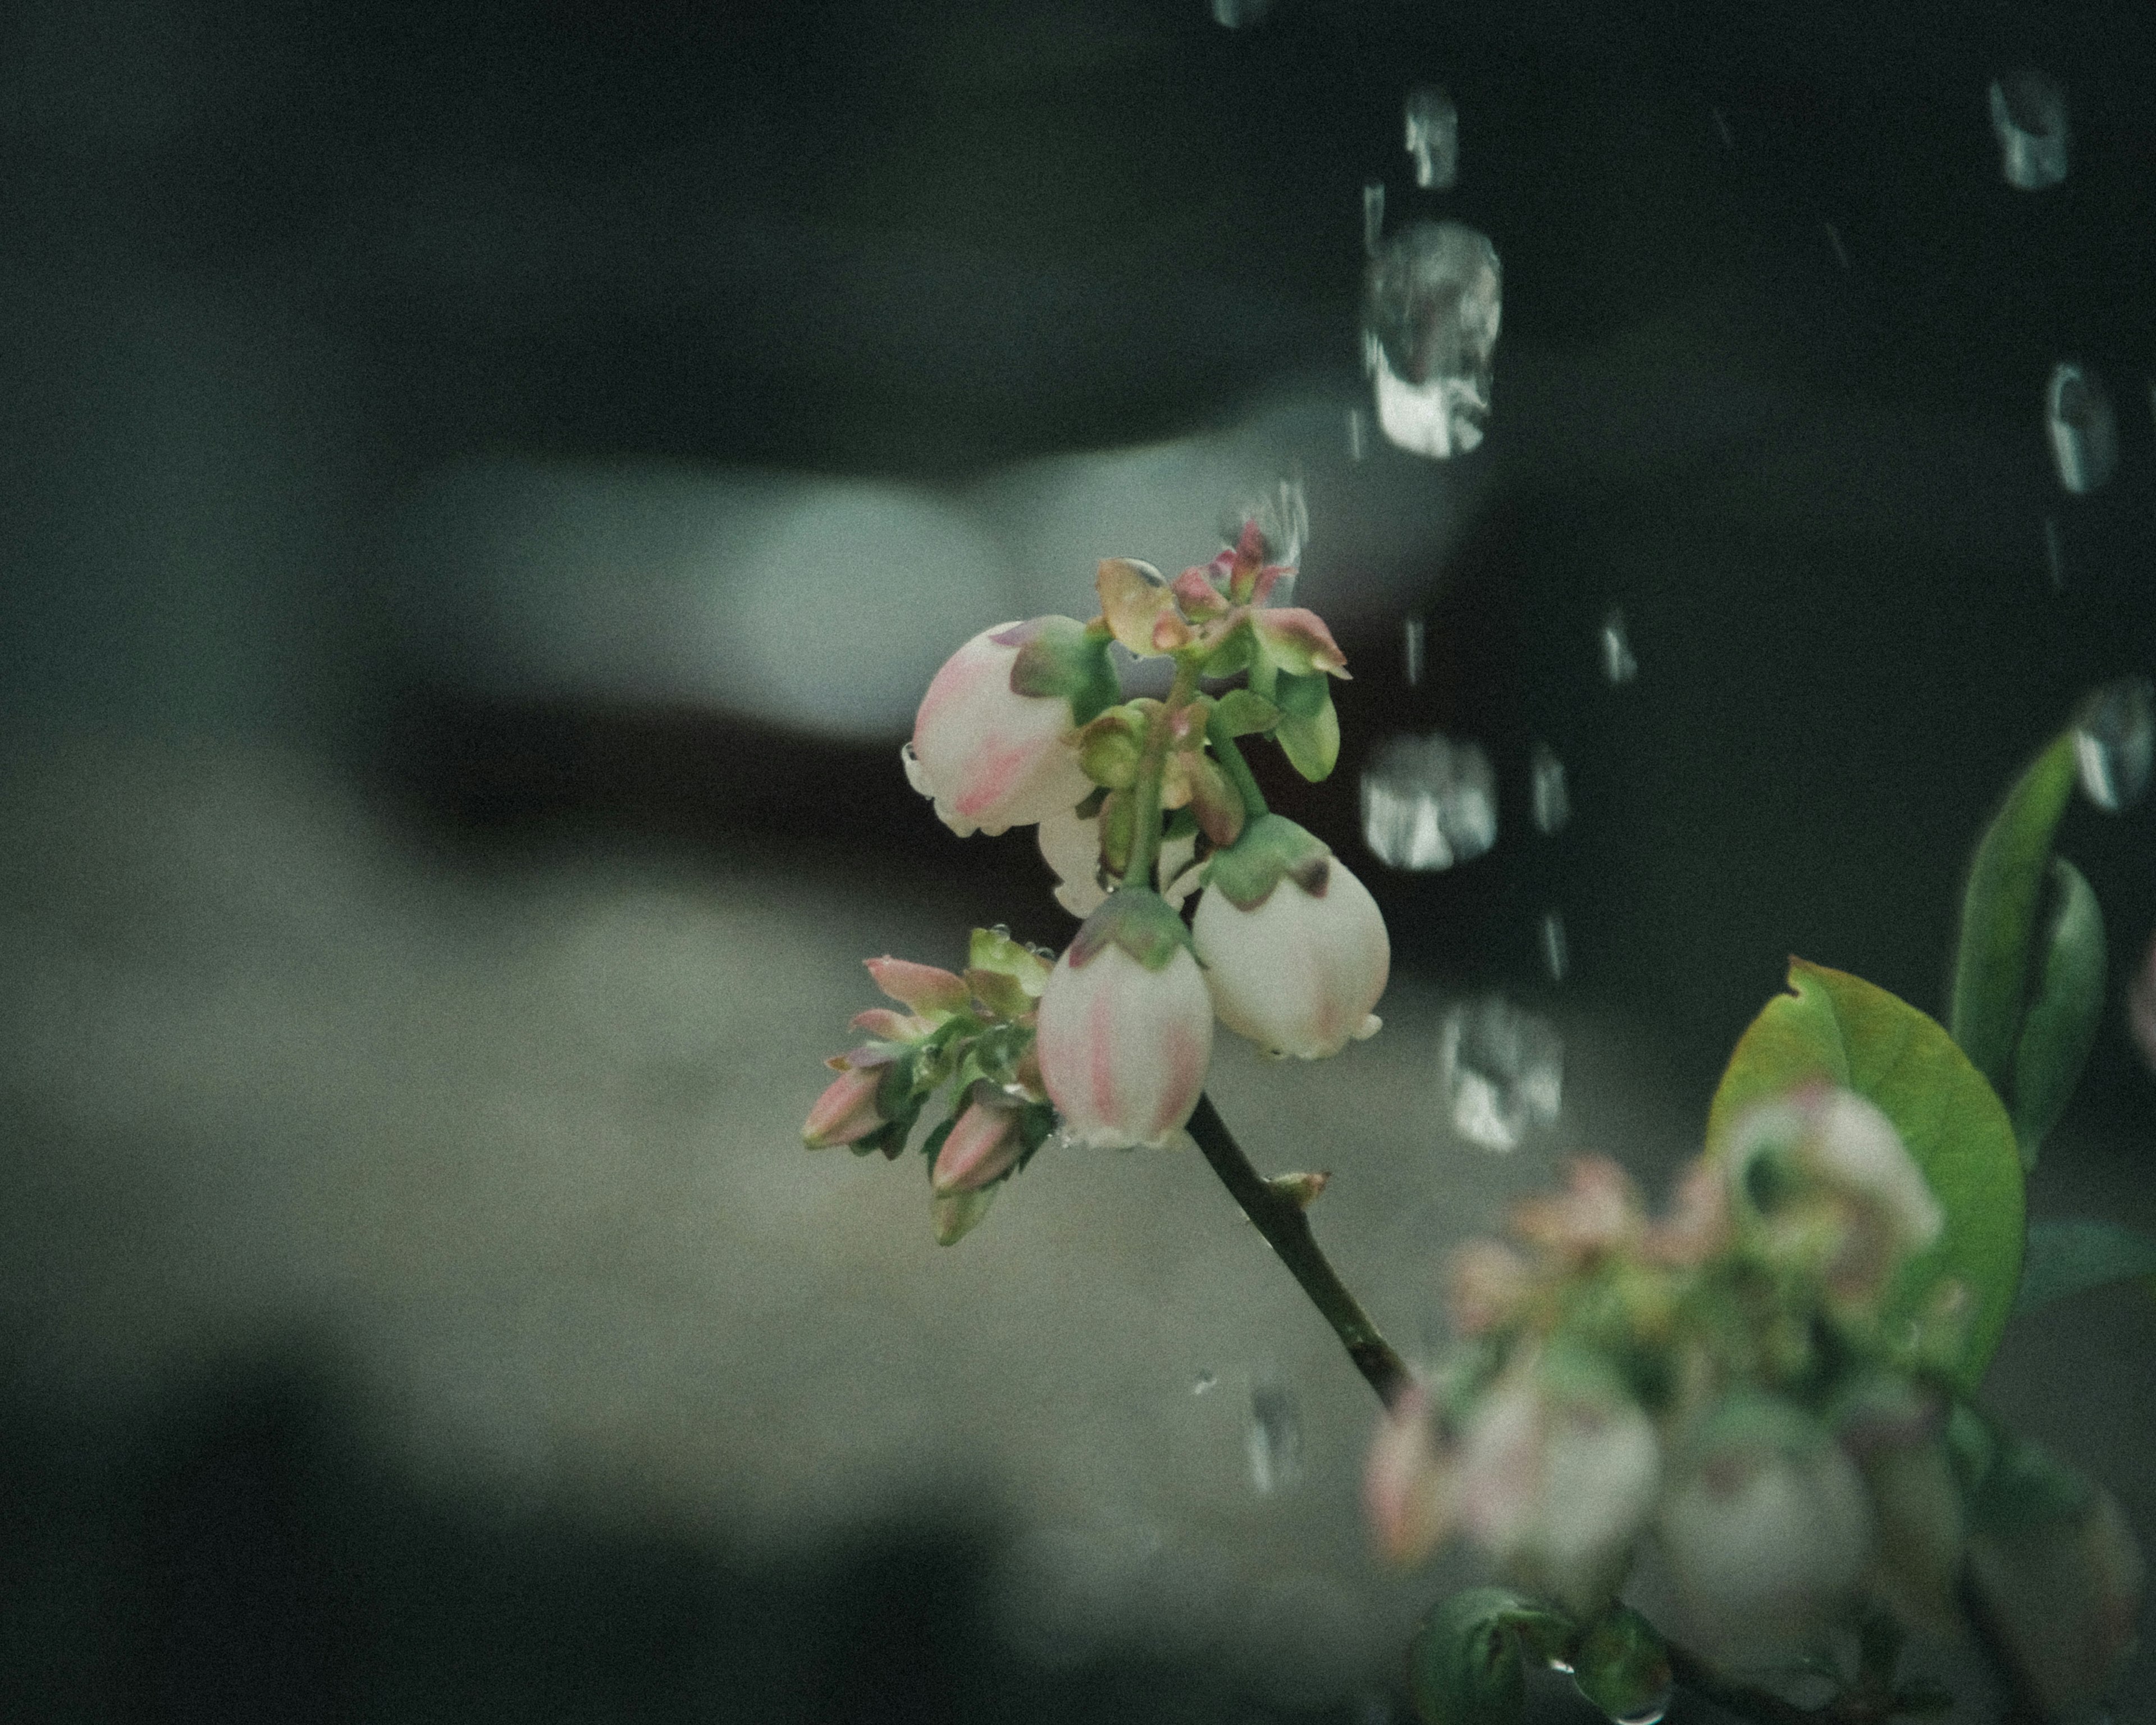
1366, 1085, 2141, 1699
805, 515, 1392, 1239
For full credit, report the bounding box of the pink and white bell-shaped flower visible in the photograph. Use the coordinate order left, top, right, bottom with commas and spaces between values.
1036, 888, 1213, 1149
1190, 814, 1388, 1058
908, 617, 1111, 837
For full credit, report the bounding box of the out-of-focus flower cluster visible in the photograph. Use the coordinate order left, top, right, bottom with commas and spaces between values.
1367, 1085, 2142, 1706
805, 514, 1394, 1236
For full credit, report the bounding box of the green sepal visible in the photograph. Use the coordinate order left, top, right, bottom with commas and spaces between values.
933, 1183, 998, 1245
1705, 959, 2025, 1392
1212, 687, 1282, 738
966, 966, 1034, 1023
1003, 615, 1121, 725
2013, 1219, 2156, 1317
1273, 670, 1340, 782
1958, 1409, 2095, 1541
917, 1113, 958, 1174
1569, 1607, 1671, 1724
1099, 790, 1135, 875
1066, 887, 1196, 972
2008, 856, 2105, 1166
1199, 625, 1255, 681
1407, 1588, 1574, 1725
968, 927, 1053, 999
1074, 784, 1108, 820
1202, 813, 1332, 911
1163, 806, 1200, 842
1077, 704, 1149, 790
1949, 729, 2077, 1098
1184, 750, 1245, 846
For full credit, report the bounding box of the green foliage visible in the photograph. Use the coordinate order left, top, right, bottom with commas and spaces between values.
1943, 701, 2130, 1172
1211, 687, 1281, 737
1407, 1589, 1573, 1725
1273, 670, 1339, 781
2007, 857, 2106, 1165
2013, 1219, 2156, 1317
1707, 960, 2025, 1390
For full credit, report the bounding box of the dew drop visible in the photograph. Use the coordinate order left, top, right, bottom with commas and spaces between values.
1359, 733, 1496, 870
2047, 362, 2117, 494
1245, 1376, 1303, 1495
1600, 605, 1638, 684
1990, 69, 2069, 190
1440, 998, 1562, 1152
1546, 1658, 1575, 1676
2073, 677, 2155, 811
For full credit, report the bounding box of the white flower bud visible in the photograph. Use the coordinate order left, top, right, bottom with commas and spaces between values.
1193, 844, 1388, 1059
910, 621, 1093, 837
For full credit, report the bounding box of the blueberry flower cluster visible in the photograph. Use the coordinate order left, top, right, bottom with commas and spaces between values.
804, 520, 1391, 1238
1366, 1085, 2142, 1710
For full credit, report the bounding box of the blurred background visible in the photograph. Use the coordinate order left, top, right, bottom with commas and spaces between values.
0, 0, 2153, 1718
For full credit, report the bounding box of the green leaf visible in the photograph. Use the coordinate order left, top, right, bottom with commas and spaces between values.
1273, 670, 1339, 782
2008, 857, 2106, 1166
1407, 1589, 1573, 1725
1949, 730, 2077, 1099
1212, 687, 1281, 738
1706, 960, 2025, 1391
2013, 1219, 2156, 1317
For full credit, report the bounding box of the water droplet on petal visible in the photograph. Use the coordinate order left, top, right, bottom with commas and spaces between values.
2047, 362, 2117, 494
1990, 69, 2069, 190
1403, 85, 1459, 189
1245, 1375, 1303, 1494
1530, 742, 1569, 834
2073, 677, 2155, 811
1440, 998, 1562, 1151
1360, 733, 1497, 870
1540, 909, 1569, 982
1191, 1368, 1218, 1395
1363, 221, 1501, 459
1600, 606, 1638, 684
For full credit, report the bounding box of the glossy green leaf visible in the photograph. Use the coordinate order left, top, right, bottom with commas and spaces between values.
1273, 670, 1339, 782
1407, 1589, 1572, 1725
2012, 1219, 2156, 1317
1706, 960, 2025, 1390
1948, 730, 2076, 1099
2008, 857, 2106, 1166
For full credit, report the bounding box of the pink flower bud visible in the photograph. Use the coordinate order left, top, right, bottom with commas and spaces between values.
1453, 1362, 1662, 1617
802, 1065, 887, 1148
1509, 1156, 1645, 1264
1191, 849, 1388, 1059
1364, 1385, 1460, 1565
1036, 893, 1213, 1150
1970, 1482, 2143, 1713
933, 1099, 1023, 1193
1656, 1397, 1874, 1664
910, 621, 1094, 837
1444, 1239, 1535, 1336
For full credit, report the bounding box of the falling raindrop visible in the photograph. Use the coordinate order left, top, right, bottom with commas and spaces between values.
1600, 606, 1638, 684
1360, 733, 1497, 870
1989, 70, 2070, 190
1540, 910, 1568, 982
2072, 677, 2155, 811
1363, 181, 1387, 255
1363, 221, 1502, 459
1221, 479, 1308, 569
2044, 516, 2066, 592
2047, 363, 2117, 495
1711, 107, 1733, 148
1822, 222, 1849, 271
1530, 742, 1569, 834
1439, 998, 1563, 1151
1403, 615, 1427, 686
1191, 1368, 1218, 1395
1245, 1376, 1303, 1494
1347, 408, 1368, 462
1210, 0, 1271, 26
1403, 85, 1459, 189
